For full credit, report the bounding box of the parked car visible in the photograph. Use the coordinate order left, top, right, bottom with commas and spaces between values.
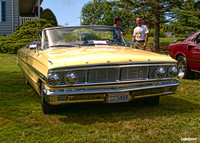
17, 26, 180, 114
168, 31, 200, 79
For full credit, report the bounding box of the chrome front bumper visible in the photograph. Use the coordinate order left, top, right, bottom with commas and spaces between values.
43, 80, 180, 105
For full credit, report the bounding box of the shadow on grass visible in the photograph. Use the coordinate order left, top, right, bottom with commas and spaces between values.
53, 96, 199, 125
193, 74, 200, 79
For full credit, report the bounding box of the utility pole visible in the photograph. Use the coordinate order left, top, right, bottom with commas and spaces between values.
38, 0, 40, 18
78, 16, 82, 26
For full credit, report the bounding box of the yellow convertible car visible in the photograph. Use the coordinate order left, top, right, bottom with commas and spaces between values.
17, 26, 180, 114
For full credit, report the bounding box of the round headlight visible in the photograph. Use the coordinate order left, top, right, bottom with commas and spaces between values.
155, 67, 166, 79
168, 66, 179, 78
64, 72, 78, 85
47, 73, 61, 86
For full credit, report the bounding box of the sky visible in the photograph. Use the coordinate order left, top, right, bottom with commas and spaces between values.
41, 0, 91, 26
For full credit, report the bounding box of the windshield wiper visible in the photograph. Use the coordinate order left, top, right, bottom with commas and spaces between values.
107, 43, 119, 46
50, 44, 80, 48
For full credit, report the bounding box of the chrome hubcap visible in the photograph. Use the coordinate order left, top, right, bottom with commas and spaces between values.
177, 60, 186, 78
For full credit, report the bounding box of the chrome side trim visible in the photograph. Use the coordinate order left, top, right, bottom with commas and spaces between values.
187, 58, 200, 62
17, 56, 47, 82
191, 69, 200, 73
28, 65, 47, 82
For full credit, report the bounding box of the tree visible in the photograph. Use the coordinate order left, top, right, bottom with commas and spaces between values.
170, 0, 200, 37
116, 0, 183, 49
81, 0, 105, 25
0, 19, 53, 53
81, 0, 135, 30
40, 8, 58, 26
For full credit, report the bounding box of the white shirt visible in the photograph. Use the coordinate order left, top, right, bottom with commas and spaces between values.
133, 25, 149, 41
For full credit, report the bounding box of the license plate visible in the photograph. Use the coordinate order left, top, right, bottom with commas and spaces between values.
108, 92, 129, 103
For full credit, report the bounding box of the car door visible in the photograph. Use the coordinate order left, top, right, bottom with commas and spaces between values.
188, 34, 200, 72
25, 43, 42, 86
18, 46, 31, 75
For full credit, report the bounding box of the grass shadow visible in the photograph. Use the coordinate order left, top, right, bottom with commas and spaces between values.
54, 95, 199, 125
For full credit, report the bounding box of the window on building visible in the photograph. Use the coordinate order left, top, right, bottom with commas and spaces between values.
0, 0, 6, 22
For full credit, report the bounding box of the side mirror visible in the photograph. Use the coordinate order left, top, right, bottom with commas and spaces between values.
188, 41, 197, 47
128, 41, 134, 48
26, 41, 41, 49
26, 44, 37, 49
29, 44, 37, 49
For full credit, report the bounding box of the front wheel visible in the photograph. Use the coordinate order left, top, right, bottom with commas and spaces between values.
40, 82, 58, 114
177, 56, 193, 79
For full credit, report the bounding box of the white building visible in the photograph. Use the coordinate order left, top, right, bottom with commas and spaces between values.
0, 0, 43, 36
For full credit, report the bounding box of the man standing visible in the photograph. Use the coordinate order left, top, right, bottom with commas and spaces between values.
114, 17, 126, 36
132, 18, 149, 50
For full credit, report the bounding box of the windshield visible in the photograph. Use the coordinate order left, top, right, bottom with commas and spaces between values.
42, 26, 127, 49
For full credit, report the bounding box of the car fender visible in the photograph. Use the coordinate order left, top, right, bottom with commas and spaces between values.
175, 51, 187, 60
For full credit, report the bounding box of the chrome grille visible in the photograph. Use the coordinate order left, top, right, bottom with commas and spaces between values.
121, 67, 149, 81
74, 67, 150, 84
88, 68, 119, 83
75, 70, 87, 83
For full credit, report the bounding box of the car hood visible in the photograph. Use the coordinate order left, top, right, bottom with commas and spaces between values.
41, 46, 175, 68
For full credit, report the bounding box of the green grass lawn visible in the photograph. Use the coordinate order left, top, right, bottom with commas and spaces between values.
124, 34, 180, 49
0, 54, 200, 142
